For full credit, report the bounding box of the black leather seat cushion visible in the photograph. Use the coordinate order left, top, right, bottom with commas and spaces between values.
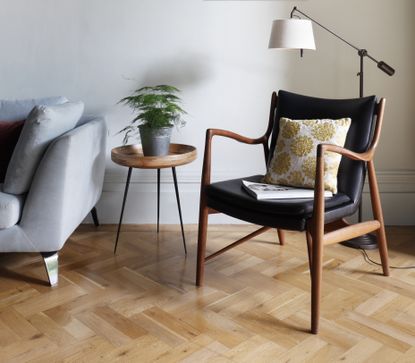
206, 175, 357, 231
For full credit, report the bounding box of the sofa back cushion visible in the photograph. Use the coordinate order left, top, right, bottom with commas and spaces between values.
0, 120, 25, 182
3, 102, 85, 195
0, 96, 68, 122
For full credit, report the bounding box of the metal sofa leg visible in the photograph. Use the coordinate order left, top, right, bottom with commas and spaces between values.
41, 252, 59, 287
91, 207, 100, 227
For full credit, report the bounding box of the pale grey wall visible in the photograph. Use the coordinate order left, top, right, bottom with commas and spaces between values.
0, 0, 413, 224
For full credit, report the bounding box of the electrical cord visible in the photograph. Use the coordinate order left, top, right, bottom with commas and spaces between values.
360, 248, 415, 270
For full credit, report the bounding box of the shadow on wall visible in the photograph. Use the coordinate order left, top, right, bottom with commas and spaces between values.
106, 52, 213, 147
134, 53, 213, 89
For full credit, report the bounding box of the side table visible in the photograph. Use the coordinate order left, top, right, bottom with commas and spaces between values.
111, 143, 197, 254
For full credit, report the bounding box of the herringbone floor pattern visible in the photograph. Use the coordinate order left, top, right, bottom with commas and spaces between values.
0, 225, 414, 362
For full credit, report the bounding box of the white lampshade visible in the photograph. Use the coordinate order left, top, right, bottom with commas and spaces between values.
268, 19, 316, 50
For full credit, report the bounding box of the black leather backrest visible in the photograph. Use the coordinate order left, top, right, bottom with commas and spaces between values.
270, 90, 377, 203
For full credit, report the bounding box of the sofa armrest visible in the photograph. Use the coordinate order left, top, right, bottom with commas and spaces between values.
19, 117, 107, 251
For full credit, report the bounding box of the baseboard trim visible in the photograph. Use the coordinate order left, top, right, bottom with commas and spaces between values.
94, 170, 415, 225
104, 170, 415, 193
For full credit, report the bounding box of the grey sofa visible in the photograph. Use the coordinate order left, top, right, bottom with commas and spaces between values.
0, 97, 106, 286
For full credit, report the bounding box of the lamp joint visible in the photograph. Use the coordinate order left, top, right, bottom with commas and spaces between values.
290, 6, 298, 18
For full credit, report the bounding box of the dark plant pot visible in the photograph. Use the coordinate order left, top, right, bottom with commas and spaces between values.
139, 125, 173, 156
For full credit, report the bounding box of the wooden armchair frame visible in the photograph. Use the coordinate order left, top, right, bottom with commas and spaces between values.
196, 92, 390, 334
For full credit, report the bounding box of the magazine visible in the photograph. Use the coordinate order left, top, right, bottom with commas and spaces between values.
242, 180, 333, 200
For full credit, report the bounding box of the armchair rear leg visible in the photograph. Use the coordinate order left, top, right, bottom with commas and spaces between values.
277, 229, 285, 245
41, 252, 59, 287
374, 223, 389, 274
367, 161, 390, 276
91, 207, 99, 227
196, 200, 209, 287
375, 226, 389, 276
305, 227, 313, 274
311, 233, 323, 334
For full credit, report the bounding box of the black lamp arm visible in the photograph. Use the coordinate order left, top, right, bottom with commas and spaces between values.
291, 6, 395, 76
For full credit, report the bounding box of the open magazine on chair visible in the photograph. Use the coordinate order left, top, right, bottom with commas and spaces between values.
242, 180, 333, 200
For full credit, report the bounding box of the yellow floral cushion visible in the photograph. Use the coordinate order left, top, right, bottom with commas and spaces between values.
264, 117, 352, 193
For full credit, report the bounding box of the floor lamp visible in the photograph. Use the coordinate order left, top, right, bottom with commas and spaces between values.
269, 6, 395, 250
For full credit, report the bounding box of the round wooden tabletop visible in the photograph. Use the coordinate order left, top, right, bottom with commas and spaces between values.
111, 143, 197, 169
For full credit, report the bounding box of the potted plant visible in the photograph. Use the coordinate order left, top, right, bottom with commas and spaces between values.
119, 85, 186, 156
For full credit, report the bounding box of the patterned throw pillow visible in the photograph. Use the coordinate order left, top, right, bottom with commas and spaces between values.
264, 117, 352, 194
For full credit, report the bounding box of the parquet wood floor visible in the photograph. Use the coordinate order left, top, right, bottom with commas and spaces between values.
0, 224, 414, 362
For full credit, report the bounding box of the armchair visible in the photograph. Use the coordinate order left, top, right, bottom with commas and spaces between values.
0, 98, 106, 286
196, 90, 389, 334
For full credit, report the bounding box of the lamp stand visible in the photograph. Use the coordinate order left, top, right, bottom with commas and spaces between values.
340, 49, 378, 250
270, 7, 395, 249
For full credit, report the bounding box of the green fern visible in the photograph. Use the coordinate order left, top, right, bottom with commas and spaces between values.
119, 85, 186, 143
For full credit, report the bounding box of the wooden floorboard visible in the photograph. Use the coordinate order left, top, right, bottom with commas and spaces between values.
0, 225, 414, 362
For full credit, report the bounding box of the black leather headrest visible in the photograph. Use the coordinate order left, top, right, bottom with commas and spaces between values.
270, 90, 377, 154
269, 90, 378, 202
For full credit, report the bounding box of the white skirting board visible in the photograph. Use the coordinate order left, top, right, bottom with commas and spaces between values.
89, 170, 415, 226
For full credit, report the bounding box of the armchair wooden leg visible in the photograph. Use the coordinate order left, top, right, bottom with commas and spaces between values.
311, 233, 323, 334
305, 227, 313, 273
368, 161, 390, 276
196, 200, 209, 286
375, 226, 389, 276
277, 229, 285, 245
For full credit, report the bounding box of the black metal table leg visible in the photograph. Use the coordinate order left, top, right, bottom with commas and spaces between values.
157, 168, 161, 233
91, 207, 99, 227
172, 167, 187, 255
114, 167, 133, 254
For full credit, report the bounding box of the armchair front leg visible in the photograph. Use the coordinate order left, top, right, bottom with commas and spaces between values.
309, 143, 366, 333
196, 195, 209, 286
195, 128, 270, 287
309, 139, 390, 333
310, 144, 326, 334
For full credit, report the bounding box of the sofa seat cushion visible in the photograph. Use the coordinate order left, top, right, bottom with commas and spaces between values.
0, 184, 25, 229
3, 101, 84, 195
206, 175, 356, 231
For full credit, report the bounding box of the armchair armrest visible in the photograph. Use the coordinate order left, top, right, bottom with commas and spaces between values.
198, 126, 273, 221
318, 144, 371, 162
312, 143, 370, 232
207, 128, 267, 145
201, 128, 269, 189
314, 95, 386, 189
311, 97, 386, 233
19, 117, 107, 252
200, 92, 278, 190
